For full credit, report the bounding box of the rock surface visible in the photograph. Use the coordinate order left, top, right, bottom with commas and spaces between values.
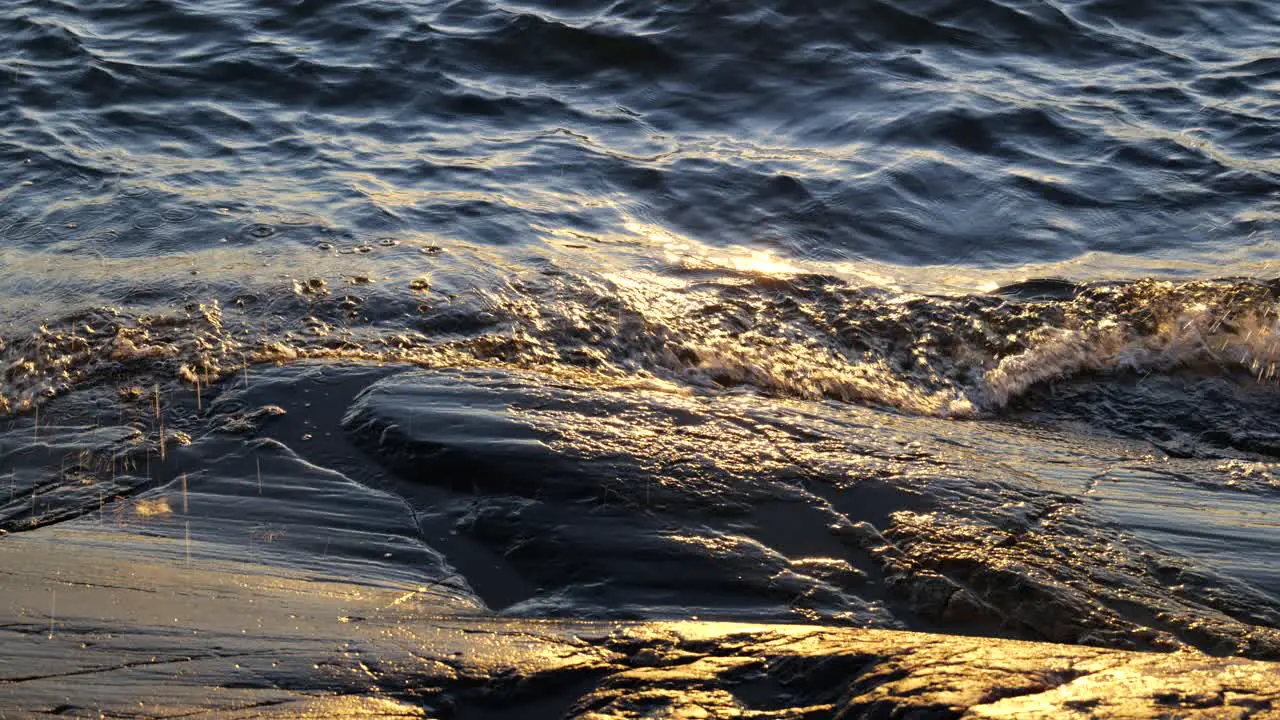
1, 529, 1277, 719
2, 364, 1279, 718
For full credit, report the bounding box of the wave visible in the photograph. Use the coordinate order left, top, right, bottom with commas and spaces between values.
5, 237, 1280, 429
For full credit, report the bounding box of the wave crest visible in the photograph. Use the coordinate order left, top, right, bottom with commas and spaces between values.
3, 253, 1280, 422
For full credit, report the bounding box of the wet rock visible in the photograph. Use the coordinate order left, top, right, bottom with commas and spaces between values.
4, 527, 1279, 719
1, 360, 1280, 718
572, 625, 1280, 720
340, 368, 1280, 655
343, 371, 601, 500
343, 371, 899, 624
4, 359, 1280, 711
213, 403, 287, 434
444, 495, 890, 624
990, 277, 1081, 301
345, 370, 827, 510
865, 506, 1280, 658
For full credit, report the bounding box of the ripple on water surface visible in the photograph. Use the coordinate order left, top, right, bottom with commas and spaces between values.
0, 0, 1277, 268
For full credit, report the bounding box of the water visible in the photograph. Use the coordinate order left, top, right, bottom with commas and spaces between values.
2, 0, 1280, 667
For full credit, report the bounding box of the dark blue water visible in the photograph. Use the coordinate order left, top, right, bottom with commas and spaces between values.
3, 0, 1277, 273
3, 0, 1280, 673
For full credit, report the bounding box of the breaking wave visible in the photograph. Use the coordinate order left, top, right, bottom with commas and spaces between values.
5, 241, 1280, 422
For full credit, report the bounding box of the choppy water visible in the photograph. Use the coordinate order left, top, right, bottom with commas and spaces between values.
3, 0, 1280, 661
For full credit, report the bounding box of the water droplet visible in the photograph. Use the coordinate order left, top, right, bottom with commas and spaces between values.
246, 223, 276, 239
162, 208, 198, 223
132, 214, 165, 230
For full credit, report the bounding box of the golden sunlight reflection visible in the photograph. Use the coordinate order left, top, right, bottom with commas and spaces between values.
611, 213, 1280, 296
133, 497, 173, 517
1, 209, 1277, 338
712, 248, 802, 276
290, 696, 427, 718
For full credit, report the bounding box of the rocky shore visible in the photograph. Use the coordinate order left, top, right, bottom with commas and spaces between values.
2, 363, 1278, 718
1, 529, 1276, 718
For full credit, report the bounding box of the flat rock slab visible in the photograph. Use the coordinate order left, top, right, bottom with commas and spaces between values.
1, 529, 1276, 719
